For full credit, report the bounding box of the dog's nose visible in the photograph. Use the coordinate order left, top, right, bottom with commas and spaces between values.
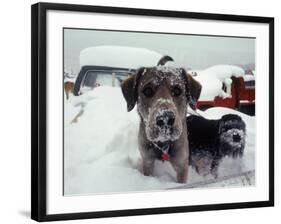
233, 133, 241, 142
156, 111, 175, 127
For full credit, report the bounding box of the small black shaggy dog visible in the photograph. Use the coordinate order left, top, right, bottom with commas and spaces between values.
187, 114, 246, 178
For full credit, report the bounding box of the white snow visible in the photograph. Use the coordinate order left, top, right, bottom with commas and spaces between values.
79, 45, 163, 69
64, 86, 255, 195
64, 78, 76, 83
156, 98, 174, 105
191, 64, 245, 101
243, 74, 255, 82
203, 65, 245, 81
155, 66, 182, 75
195, 74, 224, 101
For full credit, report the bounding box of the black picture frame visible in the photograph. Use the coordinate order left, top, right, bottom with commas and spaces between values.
31, 2, 274, 222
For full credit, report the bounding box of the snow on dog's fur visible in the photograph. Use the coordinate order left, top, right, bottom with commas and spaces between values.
121, 65, 202, 183
187, 114, 246, 178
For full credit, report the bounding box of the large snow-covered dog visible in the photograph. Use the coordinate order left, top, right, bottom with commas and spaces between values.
121, 57, 202, 183
187, 114, 246, 178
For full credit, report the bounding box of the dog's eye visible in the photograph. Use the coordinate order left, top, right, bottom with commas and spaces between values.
172, 86, 182, 97
142, 87, 154, 97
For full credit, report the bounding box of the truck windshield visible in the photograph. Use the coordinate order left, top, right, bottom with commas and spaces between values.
82, 71, 129, 89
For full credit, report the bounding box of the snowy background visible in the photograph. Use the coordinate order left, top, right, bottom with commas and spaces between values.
63, 30, 255, 195
64, 86, 255, 195
64, 29, 255, 74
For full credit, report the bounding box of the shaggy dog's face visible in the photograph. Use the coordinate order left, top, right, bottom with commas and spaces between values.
137, 67, 188, 142
219, 115, 246, 158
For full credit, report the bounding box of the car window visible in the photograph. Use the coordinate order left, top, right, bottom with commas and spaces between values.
96, 73, 128, 87
95, 74, 113, 86
82, 71, 128, 89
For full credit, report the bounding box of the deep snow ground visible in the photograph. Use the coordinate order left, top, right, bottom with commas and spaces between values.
64, 86, 255, 195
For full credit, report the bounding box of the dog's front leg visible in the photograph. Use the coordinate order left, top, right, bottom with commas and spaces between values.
174, 163, 188, 183
139, 145, 155, 176
142, 157, 155, 176
171, 159, 189, 183
171, 133, 189, 183
211, 158, 220, 178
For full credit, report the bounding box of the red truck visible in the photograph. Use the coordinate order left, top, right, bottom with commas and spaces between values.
197, 75, 255, 115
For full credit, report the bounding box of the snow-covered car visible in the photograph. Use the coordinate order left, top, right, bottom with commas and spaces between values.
192, 65, 255, 115
73, 46, 167, 96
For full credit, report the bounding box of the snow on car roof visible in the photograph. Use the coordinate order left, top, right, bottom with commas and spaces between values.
202, 64, 245, 81
195, 74, 223, 101
192, 64, 245, 101
79, 45, 163, 69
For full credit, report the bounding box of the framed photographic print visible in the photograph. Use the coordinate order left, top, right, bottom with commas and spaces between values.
31, 2, 274, 222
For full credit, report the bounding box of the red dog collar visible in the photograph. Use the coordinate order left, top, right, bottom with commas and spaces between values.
161, 152, 170, 161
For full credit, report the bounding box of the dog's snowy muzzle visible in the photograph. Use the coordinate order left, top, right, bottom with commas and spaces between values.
145, 108, 182, 142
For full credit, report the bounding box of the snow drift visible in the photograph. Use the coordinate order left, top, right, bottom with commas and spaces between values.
192, 65, 245, 101
64, 86, 255, 195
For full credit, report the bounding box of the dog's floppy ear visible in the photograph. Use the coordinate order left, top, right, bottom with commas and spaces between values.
121, 67, 145, 112
180, 68, 202, 110
187, 74, 202, 109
